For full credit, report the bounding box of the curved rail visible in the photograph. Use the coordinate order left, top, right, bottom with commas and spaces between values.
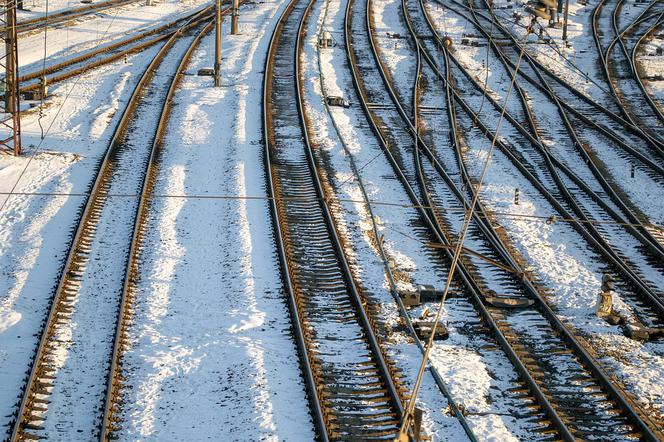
7, 12, 219, 442
18, 5, 215, 94
630, 14, 664, 120
98, 16, 216, 442
441, 0, 664, 293
598, 0, 664, 141
441, 0, 664, 304
355, 0, 664, 437
17, 0, 141, 34
262, 0, 405, 438
468, 0, 664, 156
311, 0, 479, 438
415, 0, 664, 436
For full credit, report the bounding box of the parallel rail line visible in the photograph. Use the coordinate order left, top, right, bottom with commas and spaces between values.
436, 0, 664, 319
16, 0, 141, 34
6, 10, 222, 442
594, 0, 664, 143
262, 0, 406, 438
348, 0, 664, 437
18, 5, 215, 94
470, 0, 664, 157
417, 0, 664, 435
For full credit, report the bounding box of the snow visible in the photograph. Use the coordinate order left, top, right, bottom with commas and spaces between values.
0, 45, 163, 436
17, 0, 210, 72
0, 0, 662, 436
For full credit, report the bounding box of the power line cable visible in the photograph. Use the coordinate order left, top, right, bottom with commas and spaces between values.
398, 20, 534, 438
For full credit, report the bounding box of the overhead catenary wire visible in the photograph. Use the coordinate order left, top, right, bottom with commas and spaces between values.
398, 19, 535, 438
0, 189, 660, 230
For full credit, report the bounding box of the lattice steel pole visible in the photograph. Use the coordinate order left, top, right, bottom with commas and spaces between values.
1, 0, 21, 155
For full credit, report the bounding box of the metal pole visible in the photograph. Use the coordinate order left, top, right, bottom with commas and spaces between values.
214, 0, 222, 86
5, 3, 16, 113
1, 0, 21, 155
562, 0, 570, 40
231, 0, 239, 34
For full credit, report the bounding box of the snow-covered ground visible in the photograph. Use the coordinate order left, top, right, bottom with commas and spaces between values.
0, 45, 163, 436
0, 0, 663, 436
18, 0, 137, 19
17, 0, 210, 72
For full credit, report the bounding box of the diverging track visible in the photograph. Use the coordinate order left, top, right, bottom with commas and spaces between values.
343, 0, 664, 437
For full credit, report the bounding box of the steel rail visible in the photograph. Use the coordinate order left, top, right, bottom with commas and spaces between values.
18, 4, 216, 92
588, 0, 664, 152
7, 10, 223, 442
98, 15, 216, 442
261, 0, 326, 436
263, 0, 404, 438
443, 0, 664, 260
440, 0, 664, 295
312, 0, 478, 439
16, 0, 140, 34
413, 1, 664, 437
365, 0, 664, 437
348, 0, 583, 438
605, 0, 664, 139
628, 13, 664, 122
467, 0, 664, 155
412, 0, 664, 317
456, 0, 664, 172
611, 0, 664, 118
295, 0, 404, 425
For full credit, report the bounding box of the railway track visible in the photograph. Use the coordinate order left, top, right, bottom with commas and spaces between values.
420, 0, 664, 432
346, 0, 664, 437
593, 0, 664, 143
446, 0, 664, 265
430, 0, 664, 320
17, 0, 141, 34
262, 0, 406, 438
6, 12, 215, 442
18, 4, 216, 95
471, 0, 664, 159
423, 2, 664, 269
631, 13, 664, 114
464, 0, 664, 187
308, 0, 479, 437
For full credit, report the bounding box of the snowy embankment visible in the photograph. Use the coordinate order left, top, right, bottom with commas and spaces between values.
114, 0, 314, 439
